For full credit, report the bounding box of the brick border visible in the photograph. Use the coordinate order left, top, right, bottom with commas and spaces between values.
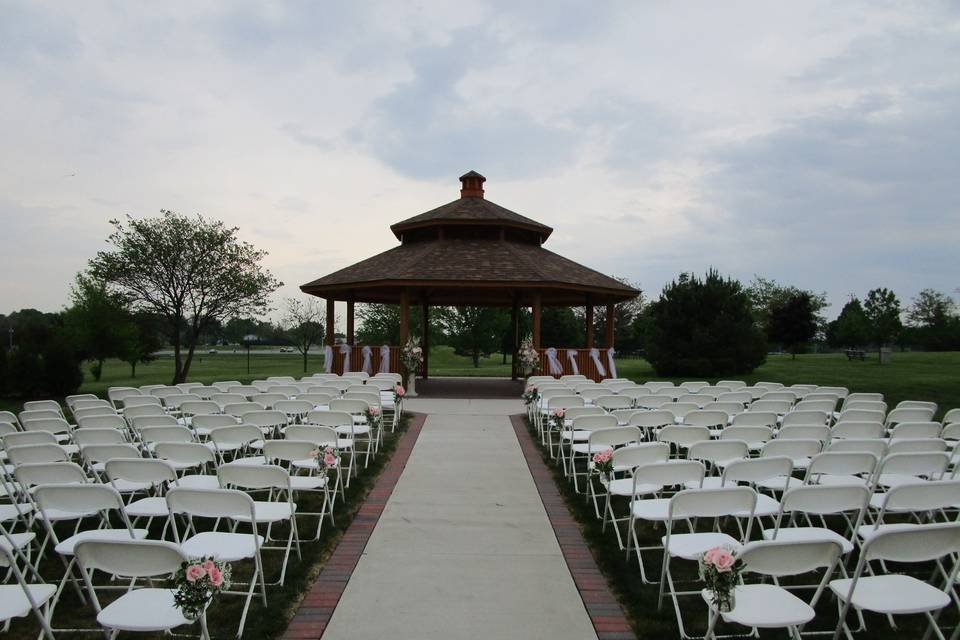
510, 414, 635, 640
282, 412, 427, 639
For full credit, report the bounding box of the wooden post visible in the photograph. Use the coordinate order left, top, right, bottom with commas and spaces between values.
346, 300, 355, 345
325, 298, 335, 346
510, 298, 519, 380
585, 304, 594, 349
532, 291, 542, 349
605, 302, 615, 348
421, 303, 429, 380
399, 289, 410, 347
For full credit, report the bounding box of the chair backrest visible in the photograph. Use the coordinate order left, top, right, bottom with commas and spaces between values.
749, 400, 792, 415
719, 425, 773, 445
755, 382, 784, 390
123, 405, 166, 421
632, 460, 705, 488
738, 539, 843, 577
679, 381, 709, 392
596, 395, 633, 411
105, 458, 178, 484
703, 401, 744, 417
251, 393, 287, 409
176, 383, 204, 393
782, 410, 829, 427
72, 399, 114, 412
669, 486, 757, 520
15, 461, 88, 486
619, 387, 652, 401
266, 385, 300, 397
578, 388, 609, 402
687, 440, 749, 465
20, 417, 70, 435
838, 409, 886, 424
330, 399, 370, 415
657, 425, 711, 448
628, 410, 676, 429
571, 414, 619, 432
154, 442, 216, 466
75, 538, 186, 578
243, 410, 288, 428
732, 411, 778, 428
209, 424, 263, 447
224, 402, 265, 418
611, 443, 670, 469
805, 452, 878, 482
778, 484, 870, 517
305, 410, 353, 428
4, 430, 57, 448
297, 393, 334, 406
564, 407, 605, 422
896, 400, 937, 413
643, 381, 675, 392
887, 438, 947, 454
717, 380, 746, 390
274, 399, 315, 416
65, 393, 99, 410
189, 386, 218, 400
77, 414, 127, 431
889, 421, 942, 440
131, 415, 180, 430
211, 393, 246, 408
825, 438, 888, 457
162, 394, 202, 410
107, 387, 143, 405
677, 394, 712, 408
886, 407, 936, 426
859, 522, 960, 564
876, 452, 950, 479
871, 480, 960, 521
23, 400, 63, 416
284, 424, 339, 447
72, 406, 118, 421
844, 392, 883, 405
815, 386, 848, 399
166, 487, 256, 522
6, 443, 70, 465
218, 462, 291, 490
345, 391, 381, 407
941, 422, 960, 442
717, 391, 752, 405
841, 400, 887, 414
720, 456, 793, 485
636, 395, 673, 409
82, 443, 141, 464
942, 408, 960, 426
831, 420, 885, 440
139, 425, 195, 445
778, 425, 830, 442
264, 439, 317, 463
586, 426, 640, 451
74, 428, 129, 448
179, 401, 220, 417
34, 483, 128, 519
759, 391, 798, 404
227, 385, 259, 397
760, 439, 822, 459
211, 381, 243, 392
682, 409, 728, 428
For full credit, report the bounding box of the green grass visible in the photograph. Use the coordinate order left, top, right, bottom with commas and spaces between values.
3, 413, 411, 640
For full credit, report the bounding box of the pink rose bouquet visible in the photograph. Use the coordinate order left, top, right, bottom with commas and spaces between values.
591, 448, 614, 477
699, 545, 743, 612
522, 384, 540, 406
551, 407, 566, 432
172, 556, 231, 620
364, 405, 382, 427
311, 446, 341, 478
394, 384, 405, 404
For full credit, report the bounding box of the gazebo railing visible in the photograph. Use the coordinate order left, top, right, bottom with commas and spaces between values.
327, 345, 424, 377
533, 348, 610, 382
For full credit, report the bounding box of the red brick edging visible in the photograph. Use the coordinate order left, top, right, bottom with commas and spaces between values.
510, 414, 635, 640
282, 412, 427, 639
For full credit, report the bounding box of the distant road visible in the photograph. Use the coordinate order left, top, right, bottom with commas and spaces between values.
154, 349, 302, 356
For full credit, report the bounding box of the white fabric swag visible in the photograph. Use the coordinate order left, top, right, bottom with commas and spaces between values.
606, 347, 617, 379
324, 345, 333, 373
361, 346, 373, 375
566, 349, 579, 375
545, 347, 563, 376
589, 348, 606, 378
339, 344, 351, 373
378, 345, 391, 374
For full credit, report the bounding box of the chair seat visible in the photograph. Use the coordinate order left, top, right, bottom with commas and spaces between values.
290, 475, 328, 490
705, 583, 815, 628
752, 494, 781, 518
572, 443, 607, 454
98, 588, 193, 632
55, 528, 149, 555
756, 476, 799, 493
181, 531, 264, 562
829, 574, 951, 615
608, 478, 660, 496
813, 475, 869, 488
762, 527, 853, 554
335, 425, 370, 436
177, 474, 220, 489
0, 532, 35, 552
630, 498, 671, 521
231, 456, 266, 466
561, 430, 590, 442
0, 583, 56, 620
664, 532, 741, 560
111, 479, 154, 494
875, 473, 930, 489
126, 497, 170, 518
237, 501, 296, 523
0, 503, 33, 522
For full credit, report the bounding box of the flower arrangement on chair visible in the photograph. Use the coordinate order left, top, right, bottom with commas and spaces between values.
522, 384, 539, 406
364, 405, 382, 428
591, 447, 614, 479
699, 545, 744, 613
518, 335, 540, 374
310, 446, 341, 479
172, 557, 231, 620
394, 384, 405, 404
551, 407, 566, 432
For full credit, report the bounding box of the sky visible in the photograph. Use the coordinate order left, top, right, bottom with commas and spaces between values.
1, 1, 958, 325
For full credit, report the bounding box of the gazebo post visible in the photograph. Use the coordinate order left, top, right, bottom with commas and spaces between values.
325, 298, 335, 346
421, 302, 429, 380
585, 301, 594, 349
510, 297, 519, 380
605, 302, 615, 349
399, 289, 410, 347
531, 290, 542, 352
346, 299, 355, 345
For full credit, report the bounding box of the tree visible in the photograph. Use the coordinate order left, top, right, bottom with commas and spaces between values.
355, 303, 436, 346
541, 307, 584, 349
587, 279, 645, 353
905, 289, 960, 351
863, 287, 903, 359
766, 292, 817, 359
283, 297, 325, 372
439, 307, 510, 367
64, 273, 138, 381
645, 270, 766, 376
88, 211, 282, 383
826, 297, 871, 349
121, 312, 166, 377
747, 275, 829, 337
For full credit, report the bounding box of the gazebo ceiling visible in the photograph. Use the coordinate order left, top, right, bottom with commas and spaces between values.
301, 171, 639, 307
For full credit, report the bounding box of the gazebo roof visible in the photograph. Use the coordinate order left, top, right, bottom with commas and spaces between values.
301, 172, 639, 307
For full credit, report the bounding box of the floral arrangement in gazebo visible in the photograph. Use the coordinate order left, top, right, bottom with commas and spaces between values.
518, 335, 540, 374
401, 337, 423, 373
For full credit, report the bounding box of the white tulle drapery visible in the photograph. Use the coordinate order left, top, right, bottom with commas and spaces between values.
566, 350, 579, 375
324, 345, 333, 373
606, 347, 617, 379
589, 348, 606, 378
378, 345, 390, 374
545, 347, 563, 376
339, 344, 351, 373
361, 346, 373, 375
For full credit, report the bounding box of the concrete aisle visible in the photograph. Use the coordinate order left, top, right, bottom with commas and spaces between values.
322, 399, 599, 640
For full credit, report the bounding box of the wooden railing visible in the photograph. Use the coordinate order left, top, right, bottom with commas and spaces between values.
328, 345, 425, 376
533, 348, 612, 382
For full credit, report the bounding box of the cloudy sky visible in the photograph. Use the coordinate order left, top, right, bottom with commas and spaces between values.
2, 1, 958, 323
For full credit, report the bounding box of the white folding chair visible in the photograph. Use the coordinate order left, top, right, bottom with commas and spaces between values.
601, 443, 671, 550
264, 439, 334, 538
762, 484, 870, 560
0, 536, 56, 640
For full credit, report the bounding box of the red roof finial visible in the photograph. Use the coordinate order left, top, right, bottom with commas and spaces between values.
459, 170, 486, 198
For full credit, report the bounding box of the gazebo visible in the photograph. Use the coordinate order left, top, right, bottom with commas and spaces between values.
300, 171, 639, 381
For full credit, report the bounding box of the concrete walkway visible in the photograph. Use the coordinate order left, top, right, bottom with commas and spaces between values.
321, 399, 599, 640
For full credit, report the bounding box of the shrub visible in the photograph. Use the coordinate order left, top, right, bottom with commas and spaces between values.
42, 338, 84, 396
645, 270, 767, 376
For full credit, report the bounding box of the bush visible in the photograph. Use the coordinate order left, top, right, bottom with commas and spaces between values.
645, 270, 767, 376
42, 338, 84, 396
